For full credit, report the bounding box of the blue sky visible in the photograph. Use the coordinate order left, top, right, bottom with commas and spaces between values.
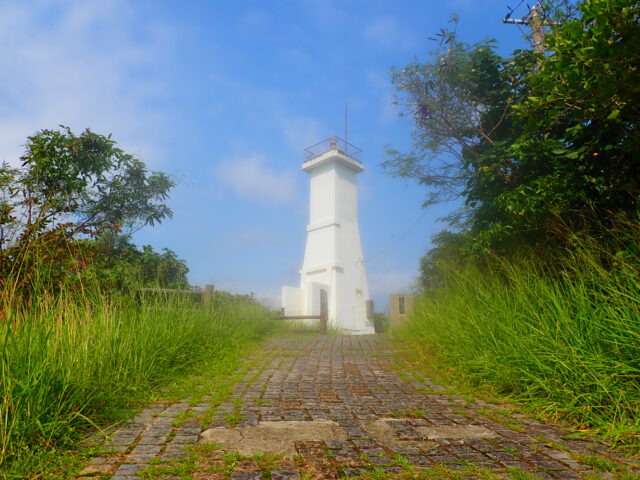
0, 0, 531, 309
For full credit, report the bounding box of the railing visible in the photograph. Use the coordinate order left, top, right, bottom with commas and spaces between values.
274, 313, 328, 334
303, 136, 363, 163
139, 284, 215, 302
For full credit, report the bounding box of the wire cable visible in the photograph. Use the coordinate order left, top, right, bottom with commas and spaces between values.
366, 208, 430, 264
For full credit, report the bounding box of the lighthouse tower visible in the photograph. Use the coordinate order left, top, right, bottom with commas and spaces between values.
282, 136, 374, 335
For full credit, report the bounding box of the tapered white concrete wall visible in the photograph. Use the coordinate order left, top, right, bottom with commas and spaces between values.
282, 146, 373, 335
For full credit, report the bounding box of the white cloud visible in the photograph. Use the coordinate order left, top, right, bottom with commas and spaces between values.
0, 0, 172, 167
363, 17, 418, 50
214, 154, 298, 205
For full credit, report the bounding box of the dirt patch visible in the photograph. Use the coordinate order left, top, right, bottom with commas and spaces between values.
199, 420, 347, 456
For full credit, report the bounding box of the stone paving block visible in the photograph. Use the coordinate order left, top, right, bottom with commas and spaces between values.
131, 444, 162, 454
486, 451, 521, 462
105, 436, 136, 446
351, 439, 379, 448
171, 434, 199, 444
124, 452, 157, 463
270, 469, 301, 480
102, 445, 128, 454
367, 455, 393, 466
165, 443, 187, 452
114, 462, 147, 474
137, 434, 168, 445
341, 467, 369, 478
162, 450, 188, 459
548, 470, 581, 479
230, 472, 262, 480
532, 459, 569, 470
361, 446, 386, 456
176, 421, 201, 433
429, 454, 465, 463
404, 454, 432, 466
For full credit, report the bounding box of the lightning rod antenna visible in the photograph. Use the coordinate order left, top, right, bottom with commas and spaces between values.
344, 104, 348, 145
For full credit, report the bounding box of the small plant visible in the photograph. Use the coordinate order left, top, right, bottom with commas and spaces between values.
507, 467, 542, 480
392, 453, 413, 472
391, 409, 426, 419
577, 454, 624, 473
224, 412, 245, 427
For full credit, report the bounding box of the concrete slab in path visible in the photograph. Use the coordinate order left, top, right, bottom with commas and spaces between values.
200, 420, 347, 456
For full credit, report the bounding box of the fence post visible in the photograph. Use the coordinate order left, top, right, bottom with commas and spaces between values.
319, 309, 328, 334
203, 284, 214, 304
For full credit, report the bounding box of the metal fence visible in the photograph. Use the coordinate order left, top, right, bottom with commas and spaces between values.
303, 136, 363, 163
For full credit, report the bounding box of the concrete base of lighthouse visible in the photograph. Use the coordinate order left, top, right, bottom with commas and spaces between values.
282, 271, 374, 335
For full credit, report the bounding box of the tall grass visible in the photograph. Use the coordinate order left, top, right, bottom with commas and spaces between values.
400, 250, 640, 448
0, 285, 273, 477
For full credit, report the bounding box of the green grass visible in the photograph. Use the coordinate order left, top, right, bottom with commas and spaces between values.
0, 286, 274, 479
398, 253, 640, 451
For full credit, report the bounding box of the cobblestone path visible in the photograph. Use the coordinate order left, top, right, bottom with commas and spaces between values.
79, 335, 638, 479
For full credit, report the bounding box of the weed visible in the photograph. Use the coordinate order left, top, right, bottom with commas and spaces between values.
398, 255, 640, 451
224, 412, 244, 427
577, 454, 624, 472
0, 288, 275, 478
391, 409, 427, 419
507, 467, 542, 480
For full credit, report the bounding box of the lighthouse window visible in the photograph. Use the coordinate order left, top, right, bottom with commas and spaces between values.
398, 296, 405, 315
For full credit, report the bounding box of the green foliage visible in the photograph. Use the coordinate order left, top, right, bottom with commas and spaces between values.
0, 127, 178, 294
402, 239, 640, 449
90, 232, 190, 290
13, 126, 174, 236
388, 0, 640, 263
0, 285, 273, 478
372, 312, 388, 333
384, 19, 535, 208
518, 0, 640, 219
418, 230, 470, 290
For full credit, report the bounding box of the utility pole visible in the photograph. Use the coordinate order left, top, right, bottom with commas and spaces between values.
503, 2, 546, 54
530, 5, 545, 54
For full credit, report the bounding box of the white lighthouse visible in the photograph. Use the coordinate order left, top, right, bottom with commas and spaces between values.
282, 136, 374, 335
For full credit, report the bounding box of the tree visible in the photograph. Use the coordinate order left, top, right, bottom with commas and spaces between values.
517, 0, 640, 219
87, 232, 190, 291
387, 0, 640, 262
0, 127, 176, 290
383, 17, 535, 208
3, 126, 174, 244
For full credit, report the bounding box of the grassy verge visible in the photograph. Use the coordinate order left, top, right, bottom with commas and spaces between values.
0, 288, 274, 479
397, 257, 640, 452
